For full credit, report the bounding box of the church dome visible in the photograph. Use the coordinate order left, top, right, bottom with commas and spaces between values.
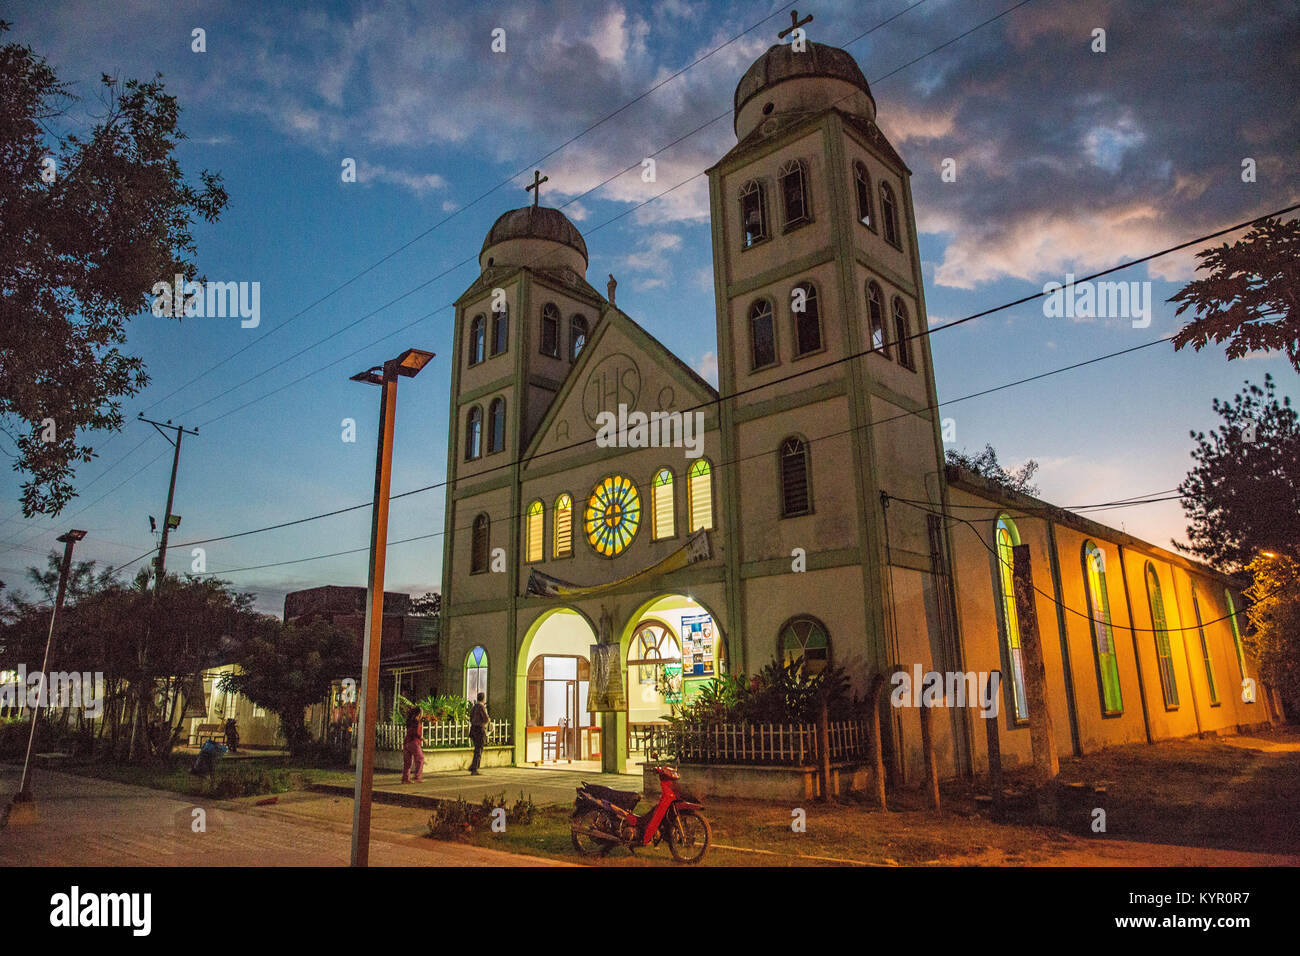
480, 205, 588, 272
733, 41, 876, 138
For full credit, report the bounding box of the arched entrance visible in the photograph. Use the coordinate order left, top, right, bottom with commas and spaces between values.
608, 593, 728, 773
515, 607, 602, 770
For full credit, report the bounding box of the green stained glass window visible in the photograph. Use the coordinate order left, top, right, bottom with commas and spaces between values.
995, 517, 1028, 721
1225, 589, 1247, 680
1083, 541, 1123, 715
1145, 563, 1179, 708
584, 475, 641, 557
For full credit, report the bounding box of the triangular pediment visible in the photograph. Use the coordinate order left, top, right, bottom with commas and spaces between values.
522, 307, 719, 470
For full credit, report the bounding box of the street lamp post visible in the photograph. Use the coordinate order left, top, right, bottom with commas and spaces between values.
12, 529, 87, 815
349, 348, 434, 867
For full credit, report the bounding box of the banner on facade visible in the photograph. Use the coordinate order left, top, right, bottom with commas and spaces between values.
588, 643, 627, 712
525, 529, 712, 598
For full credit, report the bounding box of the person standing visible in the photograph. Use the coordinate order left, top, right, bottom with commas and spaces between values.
401, 706, 425, 784
468, 693, 489, 775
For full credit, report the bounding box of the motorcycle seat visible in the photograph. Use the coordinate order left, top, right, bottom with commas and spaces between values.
579, 783, 642, 811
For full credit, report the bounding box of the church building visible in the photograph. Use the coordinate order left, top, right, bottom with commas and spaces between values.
437, 37, 1276, 781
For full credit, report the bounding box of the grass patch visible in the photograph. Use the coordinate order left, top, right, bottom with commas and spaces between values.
46, 753, 352, 800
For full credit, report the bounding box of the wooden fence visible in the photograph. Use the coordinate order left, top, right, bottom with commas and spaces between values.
369, 719, 512, 751
645, 719, 871, 766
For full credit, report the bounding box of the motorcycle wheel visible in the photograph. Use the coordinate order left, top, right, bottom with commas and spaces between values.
571, 807, 614, 857
666, 808, 711, 864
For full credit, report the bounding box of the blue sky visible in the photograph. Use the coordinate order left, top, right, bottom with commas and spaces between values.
1, 0, 1296, 614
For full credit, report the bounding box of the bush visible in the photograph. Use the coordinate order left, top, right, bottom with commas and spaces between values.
192, 765, 296, 799
425, 791, 536, 839
668, 658, 865, 725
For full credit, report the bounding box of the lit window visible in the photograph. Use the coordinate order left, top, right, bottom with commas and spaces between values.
1225, 589, 1248, 682
526, 500, 544, 563
652, 468, 675, 540
791, 282, 821, 357
778, 159, 810, 229
1191, 584, 1219, 704
867, 282, 888, 356
1082, 541, 1123, 715
468, 315, 486, 365
687, 460, 713, 531
995, 517, 1029, 721
465, 406, 482, 461
780, 617, 830, 674
749, 299, 776, 369
554, 494, 573, 558
854, 162, 874, 229
779, 437, 811, 517
879, 181, 901, 248
487, 397, 505, 454
540, 303, 560, 358
1145, 563, 1179, 708
465, 646, 488, 702
740, 180, 767, 248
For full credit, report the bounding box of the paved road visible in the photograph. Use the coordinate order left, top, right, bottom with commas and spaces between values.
359, 765, 641, 807
0, 767, 565, 867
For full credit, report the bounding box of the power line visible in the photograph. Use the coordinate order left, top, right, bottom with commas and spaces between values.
140, 0, 813, 416
190, 332, 1179, 576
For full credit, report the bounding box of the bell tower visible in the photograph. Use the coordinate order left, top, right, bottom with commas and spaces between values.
705, 27, 970, 773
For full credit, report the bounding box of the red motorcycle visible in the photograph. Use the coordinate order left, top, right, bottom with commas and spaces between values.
570, 766, 711, 863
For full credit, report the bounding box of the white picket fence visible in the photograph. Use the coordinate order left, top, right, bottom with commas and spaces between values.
645, 719, 871, 766
370, 719, 512, 751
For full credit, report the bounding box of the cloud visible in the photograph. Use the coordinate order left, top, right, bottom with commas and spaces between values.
694, 350, 718, 387
622, 231, 682, 271
356, 161, 447, 196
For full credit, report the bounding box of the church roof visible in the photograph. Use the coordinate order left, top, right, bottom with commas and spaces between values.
481, 205, 588, 264
734, 41, 875, 117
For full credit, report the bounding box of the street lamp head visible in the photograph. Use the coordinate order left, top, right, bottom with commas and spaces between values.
57, 529, 87, 543
1261, 550, 1278, 558
395, 348, 436, 377
350, 366, 385, 386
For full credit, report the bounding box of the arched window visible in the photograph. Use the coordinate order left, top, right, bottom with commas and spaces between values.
853, 162, 875, 229
487, 397, 505, 454
779, 437, 811, 517
995, 516, 1029, 721
739, 179, 768, 248
652, 468, 675, 540
879, 181, 901, 248
540, 303, 560, 358
570, 315, 588, 361
1225, 589, 1247, 682
749, 299, 776, 369
491, 306, 509, 356
471, 514, 490, 573
866, 281, 888, 356
778, 159, 810, 229
892, 296, 914, 370
1082, 541, 1123, 715
525, 500, 544, 563
791, 282, 821, 357
468, 314, 486, 365
779, 616, 830, 674
553, 494, 573, 558
465, 406, 483, 461
1144, 563, 1179, 708
1190, 583, 1219, 704
687, 459, 713, 532
465, 646, 488, 701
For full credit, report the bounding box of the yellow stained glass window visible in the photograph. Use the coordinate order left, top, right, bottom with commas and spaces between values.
687, 460, 713, 531
584, 475, 641, 557
526, 500, 544, 563
652, 469, 674, 540
554, 494, 572, 558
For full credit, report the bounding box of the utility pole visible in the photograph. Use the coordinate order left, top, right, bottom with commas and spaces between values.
129, 414, 198, 761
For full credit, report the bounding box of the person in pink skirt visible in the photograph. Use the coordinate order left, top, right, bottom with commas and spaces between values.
401, 706, 425, 783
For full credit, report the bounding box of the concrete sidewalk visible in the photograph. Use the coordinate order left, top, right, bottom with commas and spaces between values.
314, 764, 643, 809
0, 766, 565, 867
